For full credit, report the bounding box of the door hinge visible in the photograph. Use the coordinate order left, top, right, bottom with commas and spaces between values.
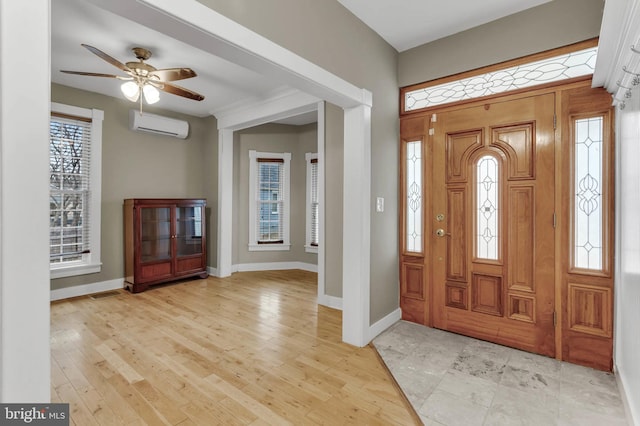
553, 114, 557, 130
553, 311, 557, 327
553, 212, 556, 228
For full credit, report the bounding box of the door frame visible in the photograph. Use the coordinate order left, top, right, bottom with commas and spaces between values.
399, 77, 615, 368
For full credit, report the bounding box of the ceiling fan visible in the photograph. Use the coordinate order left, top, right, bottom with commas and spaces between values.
61, 44, 205, 110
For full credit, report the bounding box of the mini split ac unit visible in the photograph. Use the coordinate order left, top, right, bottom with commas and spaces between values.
129, 110, 189, 139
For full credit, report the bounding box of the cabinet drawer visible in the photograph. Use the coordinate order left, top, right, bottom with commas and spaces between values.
140, 262, 172, 281
176, 256, 204, 274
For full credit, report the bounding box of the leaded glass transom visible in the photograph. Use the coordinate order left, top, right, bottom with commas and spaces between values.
406, 141, 422, 252
404, 47, 598, 112
477, 156, 499, 260
574, 117, 603, 270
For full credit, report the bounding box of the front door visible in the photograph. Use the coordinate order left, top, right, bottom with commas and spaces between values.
430, 93, 556, 356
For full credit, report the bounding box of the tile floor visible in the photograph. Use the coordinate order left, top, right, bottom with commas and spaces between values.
373, 321, 630, 426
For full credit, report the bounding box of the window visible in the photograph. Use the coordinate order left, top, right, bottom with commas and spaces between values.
476, 155, 500, 260
403, 45, 598, 112
305, 153, 319, 253
50, 103, 103, 278
405, 140, 423, 253
248, 150, 291, 251
573, 116, 605, 270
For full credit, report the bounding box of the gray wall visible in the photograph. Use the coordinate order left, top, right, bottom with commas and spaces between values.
198, 0, 400, 323
399, 0, 604, 86
232, 123, 318, 266
50, 83, 218, 290
324, 103, 344, 298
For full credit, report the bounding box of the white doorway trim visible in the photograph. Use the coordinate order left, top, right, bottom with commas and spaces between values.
95, 0, 374, 346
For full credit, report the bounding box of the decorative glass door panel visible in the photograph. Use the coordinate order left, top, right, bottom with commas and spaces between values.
140, 207, 172, 262
176, 206, 204, 257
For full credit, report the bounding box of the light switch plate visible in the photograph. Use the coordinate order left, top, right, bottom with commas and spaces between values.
376, 197, 384, 212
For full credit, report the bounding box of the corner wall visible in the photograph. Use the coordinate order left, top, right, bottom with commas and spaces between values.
615, 87, 640, 425
232, 123, 318, 268
198, 0, 400, 324
50, 84, 218, 291
398, 0, 604, 86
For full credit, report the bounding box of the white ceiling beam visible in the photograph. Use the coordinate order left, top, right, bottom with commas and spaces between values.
88, 0, 371, 110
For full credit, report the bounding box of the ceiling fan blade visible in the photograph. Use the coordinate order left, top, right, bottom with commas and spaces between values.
81, 44, 131, 73
60, 70, 129, 79
151, 68, 197, 82
159, 82, 205, 101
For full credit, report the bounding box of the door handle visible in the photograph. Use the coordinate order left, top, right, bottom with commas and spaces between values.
435, 228, 451, 237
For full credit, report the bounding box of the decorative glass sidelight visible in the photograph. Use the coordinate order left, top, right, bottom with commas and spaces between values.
406, 141, 422, 252
476, 155, 499, 260
574, 117, 603, 270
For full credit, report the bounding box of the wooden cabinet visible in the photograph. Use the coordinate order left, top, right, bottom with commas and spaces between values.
124, 198, 208, 293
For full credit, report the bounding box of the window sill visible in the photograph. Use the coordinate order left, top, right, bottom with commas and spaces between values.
305, 245, 318, 254
50, 262, 102, 279
248, 243, 291, 252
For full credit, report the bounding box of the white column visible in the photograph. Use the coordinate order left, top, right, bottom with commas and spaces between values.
217, 128, 234, 277
342, 104, 371, 347
0, 1, 51, 401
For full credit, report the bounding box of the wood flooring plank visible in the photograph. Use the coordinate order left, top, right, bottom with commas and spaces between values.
51, 270, 417, 425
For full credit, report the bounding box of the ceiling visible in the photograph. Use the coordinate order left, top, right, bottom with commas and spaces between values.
337, 0, 551, 52
51, 0, 552, 121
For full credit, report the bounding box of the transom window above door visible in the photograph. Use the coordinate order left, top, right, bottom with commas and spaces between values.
402, 43, 598, 113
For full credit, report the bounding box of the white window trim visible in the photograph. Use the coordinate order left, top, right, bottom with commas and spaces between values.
248, 150, 291, 251
305, 152, 318, 254
50, 102, 103, 279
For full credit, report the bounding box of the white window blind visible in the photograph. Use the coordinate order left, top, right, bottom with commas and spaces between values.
248, 150, 291, 251
310, 158, 319, 246
305, 152, 319, 253
49, 113, 92, 264
257, 158, 285, 243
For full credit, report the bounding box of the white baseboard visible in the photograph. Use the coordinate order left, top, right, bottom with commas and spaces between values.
50, 278, 124, 301
207, 266, 218, 277
232, 261, 318, 273
367, 308, 401, 343
318, 294, 343, 310
614, 363, 638, 426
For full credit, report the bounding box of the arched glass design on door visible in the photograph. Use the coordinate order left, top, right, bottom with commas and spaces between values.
405, 141, 422, 253
476, 155, 499, 260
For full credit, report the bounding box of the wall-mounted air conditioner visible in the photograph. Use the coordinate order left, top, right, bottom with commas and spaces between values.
129, 110, 189, 139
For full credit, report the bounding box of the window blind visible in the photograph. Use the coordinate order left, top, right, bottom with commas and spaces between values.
310, 159, 319, 246
49, 113, 92, 263
257, 159, 285, 243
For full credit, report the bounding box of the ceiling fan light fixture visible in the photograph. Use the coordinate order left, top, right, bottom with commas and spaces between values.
121, 81, 140, 102
142, 84, 160, 104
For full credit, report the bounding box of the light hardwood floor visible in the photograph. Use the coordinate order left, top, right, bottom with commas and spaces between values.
50, 270, 419, 425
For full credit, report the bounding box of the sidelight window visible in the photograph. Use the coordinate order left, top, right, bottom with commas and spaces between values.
405, 141, 423, 253
573, 116, 604, 270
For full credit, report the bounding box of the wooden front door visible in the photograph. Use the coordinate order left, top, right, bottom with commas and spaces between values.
434, 93, 556, 357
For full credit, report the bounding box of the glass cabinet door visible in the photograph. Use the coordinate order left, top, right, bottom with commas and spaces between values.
176, 206, 203, 257
140, 207, 172, 262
